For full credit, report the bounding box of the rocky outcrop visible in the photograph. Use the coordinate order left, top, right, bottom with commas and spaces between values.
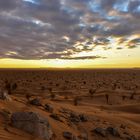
11, 112, 53, 140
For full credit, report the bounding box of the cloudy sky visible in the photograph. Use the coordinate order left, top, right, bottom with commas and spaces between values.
0, 0, 140, 68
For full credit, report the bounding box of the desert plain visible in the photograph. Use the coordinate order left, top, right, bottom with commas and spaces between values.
0, 68, 140, 140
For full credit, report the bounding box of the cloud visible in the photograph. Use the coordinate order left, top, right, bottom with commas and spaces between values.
60, 55, 106, 60
0, 0, 139, 60
0, 0, 20, 11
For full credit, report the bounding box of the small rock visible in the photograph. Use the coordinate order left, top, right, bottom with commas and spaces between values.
70, 113, 80, 123
50, 113, 63, 122
44, 104, 54, 113
120, 124, 126, 129
79, 114, 88, 122
63, 131, 73, 140
93, 127, 107, 137
106, 127, 120, 137
0, 108, 11, 121
29, 98, 41, 106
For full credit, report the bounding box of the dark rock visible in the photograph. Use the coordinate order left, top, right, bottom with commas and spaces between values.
79, 114, 88, 122
59, 108, 87, 124
106, 127, 120, 137
11, 112, 53, 140
63, 131, 73, 139
50, 113, 63, 122
29, 98, 41, 106
93, 127, 107, 137
120, 124, 126, 129
44, 104, 54, 113
70, 113, 80, 123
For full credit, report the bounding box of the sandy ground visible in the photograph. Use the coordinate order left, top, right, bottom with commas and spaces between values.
0, 69, 140, 140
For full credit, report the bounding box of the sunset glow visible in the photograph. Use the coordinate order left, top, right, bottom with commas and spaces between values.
0, 0, 140, 68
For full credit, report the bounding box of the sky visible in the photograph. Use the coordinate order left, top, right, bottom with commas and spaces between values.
0, 0, 140, 68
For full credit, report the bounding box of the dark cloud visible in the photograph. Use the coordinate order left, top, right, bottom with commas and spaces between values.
128, 45, 137, 49
129, 38, 140, 44
0, 0, 139, 60
100, 0, 118, 11
0, 0, 20, 11
60, 56, 106, 60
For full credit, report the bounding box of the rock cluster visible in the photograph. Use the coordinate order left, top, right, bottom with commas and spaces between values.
92, 126, 120, 137
59, 108, 88, 124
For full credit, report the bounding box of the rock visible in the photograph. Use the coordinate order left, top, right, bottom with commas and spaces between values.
106, 127, 120, 137
79, 114, 88, 122
29, 98, 41, 106
63, 131, 73, 139
63, 131, 77, 140
120, 124, 126, 129
93, 127, 107, 137
70, 113, 80, 123
11, 112, 53, 140
59, 108, 87, 123
50, 113, 63, 122
0, 108, 11, 121
0, 90, 12, 101
44, 104, 54, 113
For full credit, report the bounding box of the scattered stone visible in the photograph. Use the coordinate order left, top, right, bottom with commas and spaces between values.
106, 127, 120, 137
59, 108, 88, 124
29, 98, 41, 106
50, 113, 63, 122
11, 112, 53, 140
44, 104, 54, 113
70, 113, 87, 123
93, 127, 107, 137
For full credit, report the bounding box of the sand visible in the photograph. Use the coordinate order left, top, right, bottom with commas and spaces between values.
0, 68, 140, 140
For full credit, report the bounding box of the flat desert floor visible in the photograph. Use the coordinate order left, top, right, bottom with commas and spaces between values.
0, 69, 140, 140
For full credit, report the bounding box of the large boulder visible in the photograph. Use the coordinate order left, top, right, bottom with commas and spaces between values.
11, 112, 53, 140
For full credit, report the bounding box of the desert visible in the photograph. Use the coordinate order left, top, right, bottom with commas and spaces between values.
0, 68, 139, 140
